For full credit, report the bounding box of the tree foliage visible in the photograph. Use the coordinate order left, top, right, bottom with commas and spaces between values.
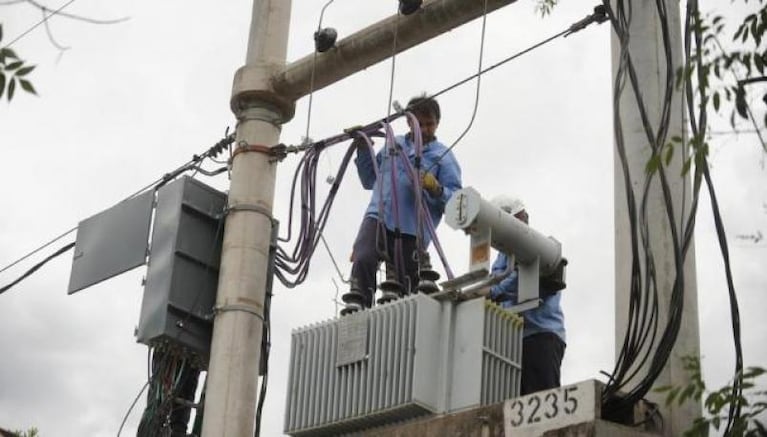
535, 0, 558, 17
683, 2, 767, 143
656, 356, 767, 436
0, 24, 37, 102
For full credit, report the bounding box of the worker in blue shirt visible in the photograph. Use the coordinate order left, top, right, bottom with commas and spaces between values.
346, 96, 462, 310
488, 195, 566, 396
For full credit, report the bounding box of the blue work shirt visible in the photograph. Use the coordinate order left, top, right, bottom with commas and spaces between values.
355, 134, 462, 247
489, 253, 566, 343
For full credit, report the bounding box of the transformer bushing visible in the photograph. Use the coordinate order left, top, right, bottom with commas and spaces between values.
377, 261, 404, 304
416, 251, 440, 294
341, 279, 367, 316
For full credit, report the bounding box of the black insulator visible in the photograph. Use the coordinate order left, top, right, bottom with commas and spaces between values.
416, 279, 440, 294
377, 289, 400, 305
341, 289, 365, 316
314, 28, 338, 53
399, 0, 422, 15
340, 301, 363, 316
419, 268, 440, 282
379, 279, 404, 293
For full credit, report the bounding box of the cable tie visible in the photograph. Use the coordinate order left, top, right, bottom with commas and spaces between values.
231, 143, 273, 159
223, 203, 274, 222
213, 303, 266, 322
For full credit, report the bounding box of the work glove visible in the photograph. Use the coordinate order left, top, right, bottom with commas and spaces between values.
420, 171, 442, 197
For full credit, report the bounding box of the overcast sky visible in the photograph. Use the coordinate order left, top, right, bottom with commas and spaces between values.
1, 1, 765, 436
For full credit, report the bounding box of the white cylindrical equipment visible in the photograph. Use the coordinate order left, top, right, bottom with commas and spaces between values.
445, 187, 562, 274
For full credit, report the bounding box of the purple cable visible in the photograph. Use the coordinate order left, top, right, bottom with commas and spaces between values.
393, 126, 456, 281
383, 122, 408, 286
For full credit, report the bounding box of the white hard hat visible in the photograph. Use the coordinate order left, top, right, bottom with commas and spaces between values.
491, 195, 526, 215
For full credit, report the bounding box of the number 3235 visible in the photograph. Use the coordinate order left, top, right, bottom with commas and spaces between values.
507, 386, 579, 427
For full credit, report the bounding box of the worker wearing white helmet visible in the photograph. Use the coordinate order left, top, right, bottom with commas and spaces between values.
488, 195, 566, 396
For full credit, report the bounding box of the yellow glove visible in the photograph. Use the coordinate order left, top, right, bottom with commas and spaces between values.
420, 171, 442, 197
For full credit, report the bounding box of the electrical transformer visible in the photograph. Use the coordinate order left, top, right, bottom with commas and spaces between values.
284, 294, 523, 436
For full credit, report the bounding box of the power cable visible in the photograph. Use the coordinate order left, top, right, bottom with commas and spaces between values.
685, 5, 745, 432
117, 380, 150, 437
601, 0, 690, 416
385, 8, 401, 117
0, 226, 76, 274
0, 241, 74, 295
443, 0, 489, 154
303, 0, 335, 145
424, 5, 608, 172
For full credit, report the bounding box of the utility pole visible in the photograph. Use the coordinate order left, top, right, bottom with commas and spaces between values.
203, 0, 517, 435
201, 0, 293, 435
611, 1, 701, 435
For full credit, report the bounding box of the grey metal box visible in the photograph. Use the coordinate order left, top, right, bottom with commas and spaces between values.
135, 177, 227, 367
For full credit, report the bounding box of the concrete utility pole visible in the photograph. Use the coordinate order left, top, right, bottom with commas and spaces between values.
203, 0, 517, 435
611, 1, 701, 435
201, 1, 293, 435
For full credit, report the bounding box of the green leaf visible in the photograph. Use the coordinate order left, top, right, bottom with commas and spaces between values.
645, 154, 661, 176
743, 367, 767, 379
713, 91, 721, 111
5, 61, 22, 71
0, 47, 18, 60
682, 157, 692, 176
666, 386, 682, 406
655, 385, 674, 393
19, 79, 35, 95
0, 23, 3, 43
671, 135, 683, 143
712, 416, 721, 430
8, 77, 15, 101
0, 72, 4, 100
14, 65, 35, 77
665, 142, 675, 166
735, 24, 745, 42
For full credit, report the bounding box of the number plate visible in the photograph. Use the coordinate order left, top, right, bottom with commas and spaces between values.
503, 379, 600, 436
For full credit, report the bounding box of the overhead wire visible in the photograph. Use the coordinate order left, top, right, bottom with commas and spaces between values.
386, 7, 401, 117
303, 0, 335, 144
0, 226, 76, 275
442, 0, 489, 155
0, 241, 74, 295
117, 380, 150, 437
424, 7, 607, 172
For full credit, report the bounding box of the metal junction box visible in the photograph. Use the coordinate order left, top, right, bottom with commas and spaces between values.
284, 294, 523, 436
135, 177, 227, 367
